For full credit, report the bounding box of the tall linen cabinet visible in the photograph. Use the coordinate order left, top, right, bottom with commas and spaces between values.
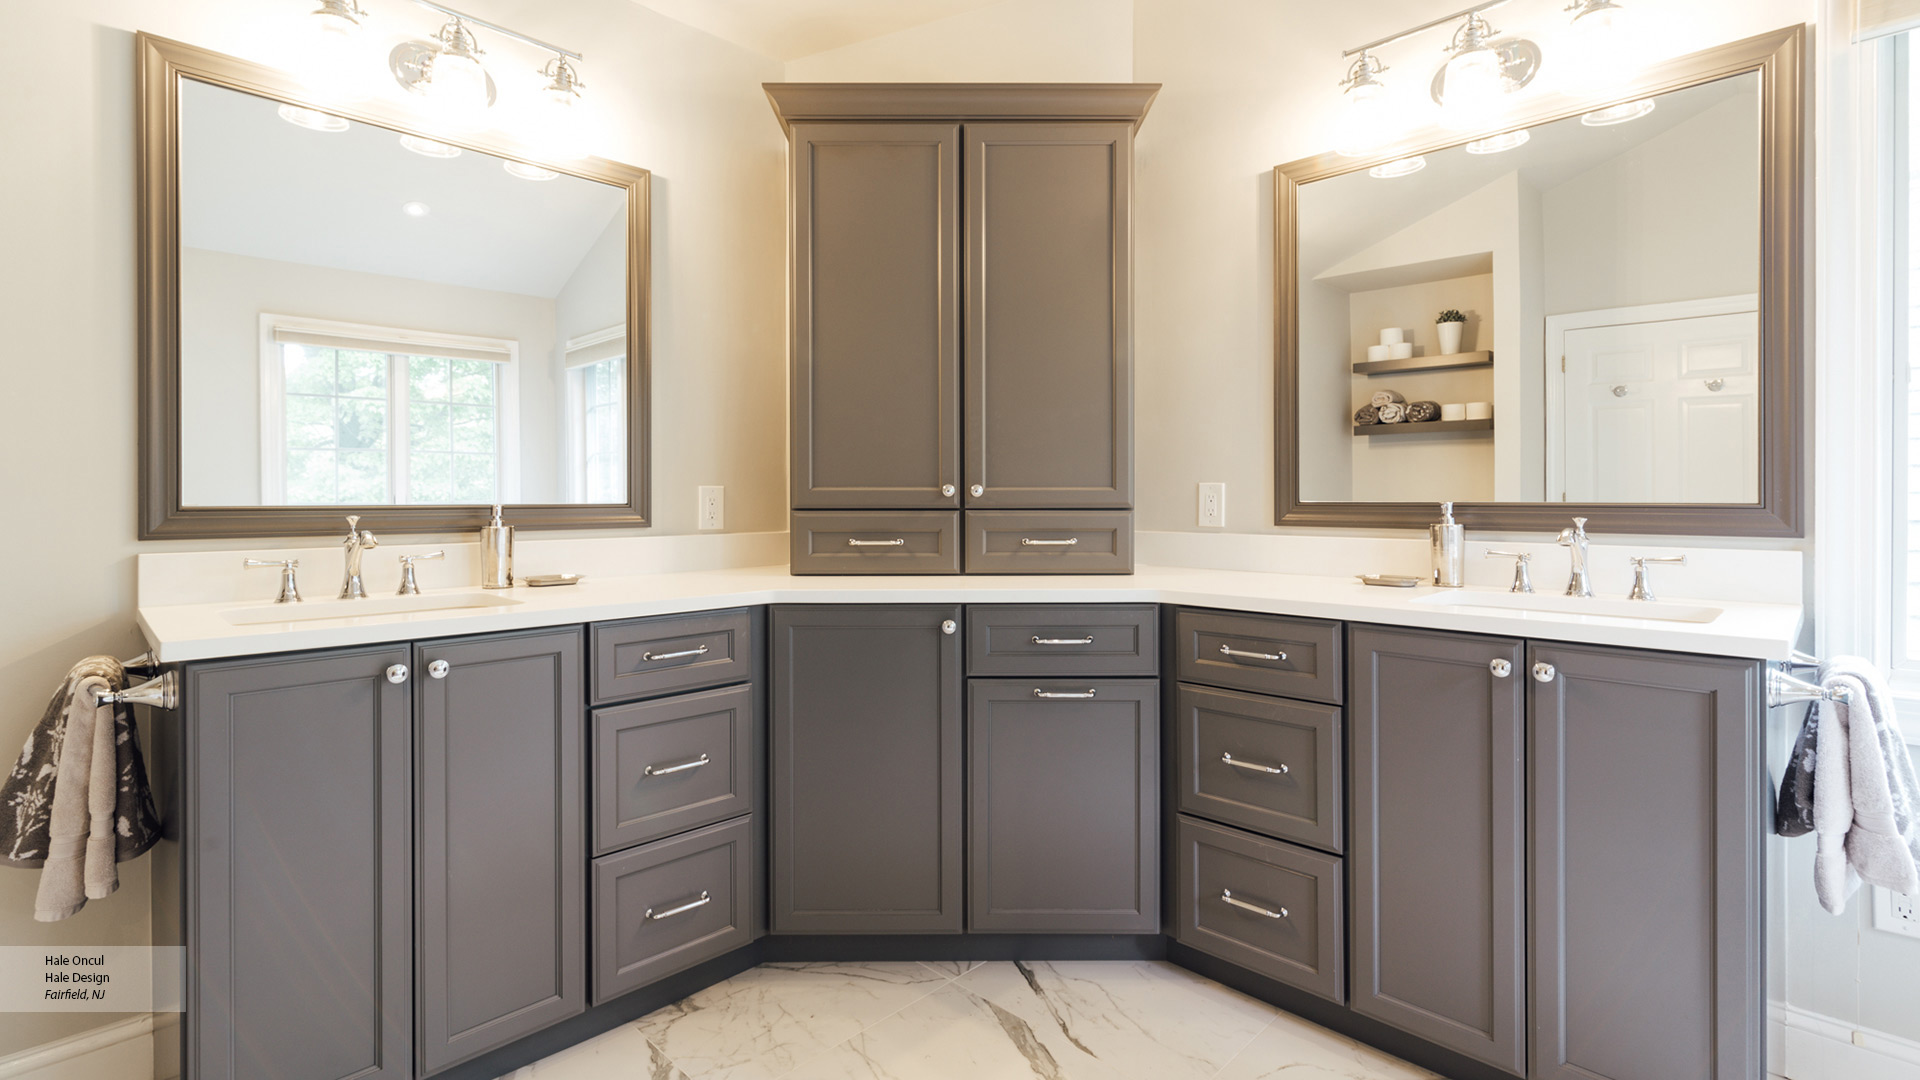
768, 84, 1158, 574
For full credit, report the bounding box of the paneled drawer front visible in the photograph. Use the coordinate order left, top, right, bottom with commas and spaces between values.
594, 684, 759, 855
1174, 608, 1342, 704
1175, 815, 1344, 1004
965, 604, 1158, 676
591, 816, 758, 1004
963, 511, 1133, 574
593, 608, 757, 706
1177, 685, 1342, 853
791, 511, 962, 575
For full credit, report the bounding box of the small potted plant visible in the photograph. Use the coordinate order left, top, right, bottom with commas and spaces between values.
1436, 309, 1467, 355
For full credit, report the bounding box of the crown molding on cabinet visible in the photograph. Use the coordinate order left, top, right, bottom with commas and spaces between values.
762, 82, 1161, 131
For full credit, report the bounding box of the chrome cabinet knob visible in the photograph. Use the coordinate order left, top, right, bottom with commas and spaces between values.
941, 619, 957, 635
1532, 662, 1556, 683
969, 484, 984, 497
941, 484, 956, 497
386, 664, 409, 684
427, 660, 450, 680
1490, 659, 1512, 678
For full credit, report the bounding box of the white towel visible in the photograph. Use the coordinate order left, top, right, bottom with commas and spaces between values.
1812, 657, 1920, 914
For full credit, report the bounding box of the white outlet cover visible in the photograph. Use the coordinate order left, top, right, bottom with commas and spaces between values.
697, 486, 724, 531
1198, 483, 1226, 528
1873, 886, 1920, 939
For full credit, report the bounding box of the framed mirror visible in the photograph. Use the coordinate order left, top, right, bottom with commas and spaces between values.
137, 33, 650, 538
1275, 26, 1802, 535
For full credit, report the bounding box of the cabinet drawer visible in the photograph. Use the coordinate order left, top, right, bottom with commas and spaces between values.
1177, 686, 1341, 853
593, 609, 757, 706
591, 816, 758, 1004
965, 604, 1158, 676
1174, 815, 1344, 1004
791, 511, 962, 575
963, 511, 1133, 574
594, 684, 759, 855
1174, 609, 1342, 704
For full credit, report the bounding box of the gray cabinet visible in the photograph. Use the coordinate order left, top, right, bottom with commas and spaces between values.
415, 627, 586, 1075
177, 647, 413, 1080
967, 678, 1159, 932
963, 122, 1132, 511
593, 683, 758, 854
1175, 684, 1342, 853
1174, 815, 1345, 1004
770, 605, 964, 932
592, 816, 759, 1004
789, 122, 960, 511
1348, 625, 1525, 1075
1528, 644, 1762, 1080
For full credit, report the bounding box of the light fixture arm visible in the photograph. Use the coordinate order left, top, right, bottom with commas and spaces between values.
406, 0, 583, 62
314, 0, 369, 24
1341, 0, 1510, 59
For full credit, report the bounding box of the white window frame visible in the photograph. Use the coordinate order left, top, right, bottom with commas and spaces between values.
258, 314, 522, 506
563, 324, 627, 504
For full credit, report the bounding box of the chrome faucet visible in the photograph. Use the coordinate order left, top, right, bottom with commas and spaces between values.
339, 515, 380, 599
1556, 517, 1592, 598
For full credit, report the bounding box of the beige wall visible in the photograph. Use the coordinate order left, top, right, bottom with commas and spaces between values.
784, 0, 1134, 82
0, 0, 785, 1059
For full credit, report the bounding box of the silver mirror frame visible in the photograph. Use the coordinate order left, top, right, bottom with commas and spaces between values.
1274, 25, 1805, 536
137, 32, 651, 539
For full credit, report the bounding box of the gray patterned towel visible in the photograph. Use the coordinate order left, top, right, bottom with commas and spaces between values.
1406, 400, 1441, 422
2, 657, 161, 920
1353, 404, 1380, 425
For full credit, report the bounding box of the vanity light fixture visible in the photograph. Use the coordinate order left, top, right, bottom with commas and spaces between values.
1561, 0, 1642, 96
389, 1, 589, 144
277, 104, 350, 132
1369, 155, 1427, 179
1581, 98, 1656, 126
301, 0, 369, 99
1465, 128, 1530, 154
503, 160, 560, 182
1433, 10, 1541, 129
402, 201, 431, 217
1335, 51, 1396, 158
399, 134, 462, 158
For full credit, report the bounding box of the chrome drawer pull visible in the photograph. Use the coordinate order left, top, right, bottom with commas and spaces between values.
643, 753, 710, 778
847, 537, 907, 547
645, 891, 711, 921
1221, 752, 1288, 775
642, 645, 709, 662
1020, 537, 1079, 547
1033, 688, 1097, 699
1221, 889, 1287, 920
1219, 644, 1286, 662
1032, 636, 1096, 646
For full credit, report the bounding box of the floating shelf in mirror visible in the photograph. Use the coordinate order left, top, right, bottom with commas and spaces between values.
1352, 350, 1493, 376
1353, 418, 1493, 437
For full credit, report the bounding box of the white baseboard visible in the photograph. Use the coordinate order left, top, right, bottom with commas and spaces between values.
1774, 1003, 1920, 1080
0, 1015, 153, 1080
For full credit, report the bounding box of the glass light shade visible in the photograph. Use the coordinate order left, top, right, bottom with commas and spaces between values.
399, 134, 462, 158
1560, 2, 1642, 96
277, 104, 349, 133
422, 49, 491, 129
1335, 80, 1395, 158
1439, 46, 1509, 129
1369, 155, 1426, 179
526, 86, 593, 161
1581, 98, 1656, 126
301, 12, 364, 100
1465, 129, 1530, 154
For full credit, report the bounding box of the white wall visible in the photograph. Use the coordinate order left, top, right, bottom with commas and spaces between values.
784, 0, 1134, 82
0, 0, 785, 1061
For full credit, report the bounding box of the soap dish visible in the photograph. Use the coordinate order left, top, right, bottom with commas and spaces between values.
525, 573, 584, 588
1358, 574, 1422, 588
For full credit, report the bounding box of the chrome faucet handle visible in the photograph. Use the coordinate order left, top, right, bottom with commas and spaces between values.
1627, 554, 1687, 602
1556, 517, 1593, 598
343, 514, 378, 548
243, 558, 302, 604
1483, 550, 1534, 594
396, 551, 446, 596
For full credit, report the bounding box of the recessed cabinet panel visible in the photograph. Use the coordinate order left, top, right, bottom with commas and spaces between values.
1528, 644, 1762, 1080
963, 510, 1134, 573
1348, 625, 1525, 1074
1175, 608, 1344, 704
594, 683, 759, 855
1175, 815, 1344, 1004
965, 603, 1158, 676
790, 510, 963, 574
964, 123, 1132, 509
591, 816, 759, 1004
791, 123, 960, 510
1176, 684, 1342, 853
591, 608, 756, 706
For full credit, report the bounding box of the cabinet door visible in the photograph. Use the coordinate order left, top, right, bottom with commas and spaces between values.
1348, 625, 1525, 1074
1529, 644, 1762, 1080
416, 627, 585, 1075
184, 647, 412, 1080
968, 678, 1159, 932
791, 123, 961, 510
964, 122, 1132, 510
771, 605, 963, 932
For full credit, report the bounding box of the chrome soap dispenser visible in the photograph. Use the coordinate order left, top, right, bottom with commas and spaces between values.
480, 504, 514, 589
1430, 501, 1465, 588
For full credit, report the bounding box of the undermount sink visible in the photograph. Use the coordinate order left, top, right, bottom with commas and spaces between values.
222, 592, 523, 626
1410, 589, 1724, 625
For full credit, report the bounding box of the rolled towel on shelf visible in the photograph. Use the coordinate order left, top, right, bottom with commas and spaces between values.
1353, 403, 1381, 426
1377, 401, 1405, 424
1405, 400, 1441, 422
1369, 389, 1405, 408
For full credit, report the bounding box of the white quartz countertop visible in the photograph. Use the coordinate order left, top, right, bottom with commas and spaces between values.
136, 563, 1805, 663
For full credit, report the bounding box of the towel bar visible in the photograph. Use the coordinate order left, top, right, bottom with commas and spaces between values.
92, 670, 179, 711
1767, 668, 1851, 709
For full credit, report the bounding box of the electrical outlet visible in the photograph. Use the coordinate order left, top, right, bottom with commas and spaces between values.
1874, 886, 1920, 939
1198, 483, 1226, 528
697, 486, 724, 530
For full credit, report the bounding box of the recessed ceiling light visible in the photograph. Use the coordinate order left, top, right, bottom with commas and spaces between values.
1581, 99, 1656, 126
1465, 129, 1530, 155
400, 134, 462, 159
1369, 155, 1427, 179
503, 160, 559, 182
402, 201, 431, 217
277, 104, 349, 133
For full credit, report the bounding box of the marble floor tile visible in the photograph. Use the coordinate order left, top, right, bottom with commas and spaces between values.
1212, 1009, 1443, 1080
952, 961, 1281, 1080
633, 962, 954, 1080
505, 1021, 690, 1080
